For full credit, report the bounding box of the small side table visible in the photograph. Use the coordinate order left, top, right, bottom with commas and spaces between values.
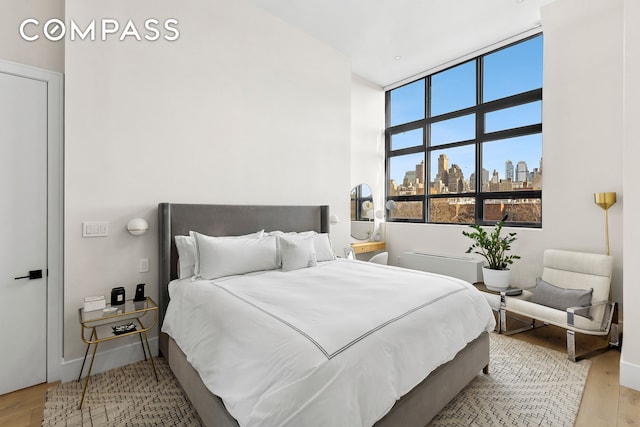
473, 282, 523, 295
77, 297, 158, 408
473, 281, 531, 307
473, 282, 532, 333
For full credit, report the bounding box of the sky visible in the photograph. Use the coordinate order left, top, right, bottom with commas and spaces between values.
387, 35, 543, 185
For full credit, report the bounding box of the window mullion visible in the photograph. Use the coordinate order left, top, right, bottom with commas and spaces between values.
424, 76, 431, 223
476, 57, 484, 223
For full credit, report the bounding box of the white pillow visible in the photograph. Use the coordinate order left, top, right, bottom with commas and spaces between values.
195, 234, 278, 279
175, 235, 197, 279
269, 231, 316, 266
268, 231, 335, 264
175, 230, 264, 279
312, 233, 336, 262
269, 230, 317, 237
279, 236, 318, 272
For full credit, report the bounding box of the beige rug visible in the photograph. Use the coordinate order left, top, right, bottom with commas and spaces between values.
42, 334, 591, 426
42, 358, 201, 426
429, 333, 591, 426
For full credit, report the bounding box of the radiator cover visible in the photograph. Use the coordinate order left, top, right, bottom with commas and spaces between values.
399, 252, 484, 284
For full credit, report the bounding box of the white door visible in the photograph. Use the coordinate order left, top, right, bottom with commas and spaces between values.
0, 71, 48, 394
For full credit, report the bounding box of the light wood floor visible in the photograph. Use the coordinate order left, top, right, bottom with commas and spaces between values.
507, 324, 640, 427
1, 327, 638, 427
0, 381, 57, 427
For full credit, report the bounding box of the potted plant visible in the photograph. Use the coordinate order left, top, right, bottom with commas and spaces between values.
462, 216, 520, 291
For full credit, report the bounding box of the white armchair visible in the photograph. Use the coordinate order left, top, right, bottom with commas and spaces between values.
368, 252, 389, 265
499, 249, 617, 362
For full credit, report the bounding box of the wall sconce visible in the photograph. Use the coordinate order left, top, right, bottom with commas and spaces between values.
127, 218, 149, 236
594, 192, 616, 256
373, 200, 398, 242
385, 200, 397, 212
329, 214, 339, 225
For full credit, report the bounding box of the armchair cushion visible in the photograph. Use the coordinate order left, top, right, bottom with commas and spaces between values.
529, 277, 593, 315
505, 297, 604, 333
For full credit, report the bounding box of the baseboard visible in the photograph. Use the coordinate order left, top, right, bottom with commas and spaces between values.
620, 351, 640, 392
60, 337, 159, 383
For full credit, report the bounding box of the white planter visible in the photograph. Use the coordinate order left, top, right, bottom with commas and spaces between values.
482, 267, 511, 291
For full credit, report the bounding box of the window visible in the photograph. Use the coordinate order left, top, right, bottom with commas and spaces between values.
385, 34, 543, 227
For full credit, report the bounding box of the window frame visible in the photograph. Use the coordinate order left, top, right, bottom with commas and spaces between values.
385, 34, 543, 228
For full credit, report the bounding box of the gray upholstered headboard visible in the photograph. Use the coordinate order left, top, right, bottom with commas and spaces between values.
157, 203, 330, 333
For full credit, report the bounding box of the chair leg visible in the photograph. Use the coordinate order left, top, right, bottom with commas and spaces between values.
609, 323, 621, 348
567, 330, 577, 362
609, 301, 621, 349
499, 309, 544, 336
499, 308, 507, 334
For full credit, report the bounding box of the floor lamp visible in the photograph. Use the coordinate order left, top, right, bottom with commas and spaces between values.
594, 192, 616, 256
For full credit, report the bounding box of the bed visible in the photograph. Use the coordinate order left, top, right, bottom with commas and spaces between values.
158, 203, 494, 427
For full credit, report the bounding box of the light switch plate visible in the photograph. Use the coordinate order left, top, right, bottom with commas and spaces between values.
82, 221, 109, 237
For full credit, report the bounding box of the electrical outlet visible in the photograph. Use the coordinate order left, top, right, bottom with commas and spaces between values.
139, 258, 149, 273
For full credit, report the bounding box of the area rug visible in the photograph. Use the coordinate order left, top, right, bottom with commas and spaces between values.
42, 358, 201, 426
429, 333, 591, 426
42, 333, 591, 426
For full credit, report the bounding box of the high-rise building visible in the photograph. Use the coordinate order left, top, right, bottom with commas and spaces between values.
481, 168, 489, 185
437, 154, 448, 180
505, 160, 513, 181
447, 164, 464, 193
389, 179, 398, 196
531, 168, 542, 189
403, 170, 417, 186
416, 161, 425, 186
516, 161, 529, 182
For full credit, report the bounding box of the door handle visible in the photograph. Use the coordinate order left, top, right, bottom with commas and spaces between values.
14, 269, 43, 280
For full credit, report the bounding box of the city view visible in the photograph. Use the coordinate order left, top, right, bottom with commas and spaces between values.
388, 153, 542, 223
390, 154, 542, 196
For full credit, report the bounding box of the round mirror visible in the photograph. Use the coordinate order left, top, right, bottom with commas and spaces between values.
350, 184, 374, 240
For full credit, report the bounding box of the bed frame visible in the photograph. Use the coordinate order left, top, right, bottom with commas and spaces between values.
158, 203, 489, 427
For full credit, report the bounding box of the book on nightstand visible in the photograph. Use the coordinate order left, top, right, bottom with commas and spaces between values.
83, 295, 106, 312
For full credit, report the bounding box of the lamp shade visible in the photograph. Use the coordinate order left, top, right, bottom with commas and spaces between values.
127, 218, 149, 235
594, 192, 616, 210
593, 192, 616, 256
329, 214, 339, 225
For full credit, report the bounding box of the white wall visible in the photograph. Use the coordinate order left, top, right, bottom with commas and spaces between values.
0, 0, 64, 72
64, 0, 351, 360
621, 0, 640, 391
350, 74, 385, 246
350, 74, 385, 205
540, 0, 623, 296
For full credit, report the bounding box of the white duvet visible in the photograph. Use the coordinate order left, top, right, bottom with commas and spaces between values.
162, 259, 495, 427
